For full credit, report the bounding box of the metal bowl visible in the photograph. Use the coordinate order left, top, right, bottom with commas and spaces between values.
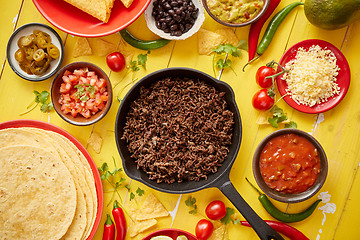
202, 0, 270, 27
253, 128, 328, 203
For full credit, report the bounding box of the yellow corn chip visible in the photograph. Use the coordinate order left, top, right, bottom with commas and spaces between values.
215, 28, 239, 46
128, 218, 157, 237
73, 37, 93, 58
88, 38, 117, 57
118, 39, 134, 67
87, 132, 102, 154
208, 223, 229, 240
120, 0, 134, 8
64, 0, 114, 23
129, 193, 169, 221
197, 28, 226, 55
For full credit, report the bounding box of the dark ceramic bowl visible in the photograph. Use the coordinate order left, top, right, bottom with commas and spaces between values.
51, 62, 112, 126
7, 23, 64, 81
253, 128, 328, 203
142, 229, 197, 240
202, 0, 270, 27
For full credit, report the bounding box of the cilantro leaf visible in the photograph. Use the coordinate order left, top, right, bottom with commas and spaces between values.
185, 196, 198, 215
216, 59, 232, 70
129, 192, 135, 201
136, 187, 145, 196
220, 207, 235, 225
268, 117, 279, 128
137, 53, 148, 70
285, 121, 297, 129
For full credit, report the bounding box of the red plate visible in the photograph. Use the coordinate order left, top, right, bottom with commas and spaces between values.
142, 228, 197, 240
32, 0, 151, 37
0, 119, 103, 240
277, 39, 350, 114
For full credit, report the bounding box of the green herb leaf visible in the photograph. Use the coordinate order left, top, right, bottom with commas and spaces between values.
136, 187, 145, 196
185, 196, 198, 215
285, 121, 297, 129
216, 59, 232, 70
137, 53, 148, 70
268, 117, 279, 128
220, 207, 235, 225
129, 192, 135, 201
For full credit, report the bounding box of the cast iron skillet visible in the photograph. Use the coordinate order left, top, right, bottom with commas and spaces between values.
115, 68, 284, 240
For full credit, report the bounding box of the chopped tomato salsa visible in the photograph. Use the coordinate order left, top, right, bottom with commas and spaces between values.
259, 133, 321, 194
59, 68, 109, 118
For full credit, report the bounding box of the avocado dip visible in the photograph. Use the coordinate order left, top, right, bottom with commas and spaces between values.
207, 0, 264, 24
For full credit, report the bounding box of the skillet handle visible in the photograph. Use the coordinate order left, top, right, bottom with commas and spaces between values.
219, 180, 284, 240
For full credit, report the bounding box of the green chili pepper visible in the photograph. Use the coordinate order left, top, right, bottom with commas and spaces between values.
246, 178, 321, 223
258, 2, 303, 55
120, 29, 170, 50
243, 2, 303, 69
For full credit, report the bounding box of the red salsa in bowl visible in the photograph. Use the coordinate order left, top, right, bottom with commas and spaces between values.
51, 62, 112, 126
253, 129, 328, 203
259, 133, 321, 194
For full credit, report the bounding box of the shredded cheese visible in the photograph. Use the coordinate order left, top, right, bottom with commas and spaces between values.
281, 45, 340, 107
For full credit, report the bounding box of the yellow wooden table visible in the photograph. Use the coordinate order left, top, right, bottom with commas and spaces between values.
1, 0, 360, 239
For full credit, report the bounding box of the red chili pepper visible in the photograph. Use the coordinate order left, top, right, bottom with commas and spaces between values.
103, 214, 115, 240
240, 220, 309, 240
248, 0, 281, 62
112, 200, 127, 240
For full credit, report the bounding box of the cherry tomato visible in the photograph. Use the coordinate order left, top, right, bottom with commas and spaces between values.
252, 89, 274, 111
106, 52, 125, 72
256, 66, 277, 88
205, 200, 227, 220
195, 219, 213, 240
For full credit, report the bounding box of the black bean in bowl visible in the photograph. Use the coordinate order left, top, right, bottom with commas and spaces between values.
152, 0, 199, 37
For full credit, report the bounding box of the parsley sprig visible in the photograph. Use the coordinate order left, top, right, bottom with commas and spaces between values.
114, 52, 149, 102
185, 196, 199, 215
212, 40, 248, 78
98, 156, 145, 209
20, 90, 53, 116
268, 105, 297, 129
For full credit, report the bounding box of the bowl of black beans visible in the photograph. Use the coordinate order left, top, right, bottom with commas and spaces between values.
144, 0, 205, 40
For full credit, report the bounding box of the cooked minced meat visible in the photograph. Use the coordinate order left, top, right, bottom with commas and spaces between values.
121, 76, 234, 184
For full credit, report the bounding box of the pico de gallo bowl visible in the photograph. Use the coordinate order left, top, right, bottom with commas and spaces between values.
51, 62, 112, 126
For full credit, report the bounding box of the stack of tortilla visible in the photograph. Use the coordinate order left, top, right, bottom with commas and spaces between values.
0, 127, 98, 240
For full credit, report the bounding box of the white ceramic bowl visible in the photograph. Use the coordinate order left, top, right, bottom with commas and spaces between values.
144, 0, 205, 40
7, 23, 64, 81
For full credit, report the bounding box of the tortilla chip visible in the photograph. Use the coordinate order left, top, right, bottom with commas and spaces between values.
88, 38, 116, 57
215, 28, 239, 46
64, 0, 114, 23
208, 223, 229, 240
139, 193, 169, 220
198, 28, 226, 55
120, 0, 134, 8
87, 132, 102, 154
128, 218, 157, 237
128, 193, 169, 221
118, 39, 134, 66
73, 38, 93, 58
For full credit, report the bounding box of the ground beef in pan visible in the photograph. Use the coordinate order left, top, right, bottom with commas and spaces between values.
121, 76, 234, 184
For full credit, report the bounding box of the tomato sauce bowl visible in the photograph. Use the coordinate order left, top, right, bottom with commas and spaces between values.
51, 62, 112, 126
252, 129, 328, 203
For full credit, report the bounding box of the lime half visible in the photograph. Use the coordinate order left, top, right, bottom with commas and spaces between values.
176, 235, 189, 240
150, 236, 173, 240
